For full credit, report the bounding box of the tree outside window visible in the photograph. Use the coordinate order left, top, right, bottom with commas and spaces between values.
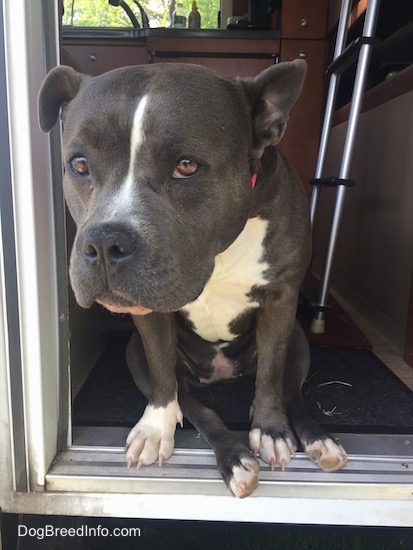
63, 0, 220, 29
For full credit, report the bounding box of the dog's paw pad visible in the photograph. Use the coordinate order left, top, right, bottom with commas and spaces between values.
125, 401, 183, 468
229, 456, 260, 498
249, 428, 296, 471
305, 438, 347, 471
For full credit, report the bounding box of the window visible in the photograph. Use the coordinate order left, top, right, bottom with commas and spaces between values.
63, 0, 221, 30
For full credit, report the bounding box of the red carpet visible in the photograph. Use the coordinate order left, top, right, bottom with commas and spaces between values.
298, 272, 372, 349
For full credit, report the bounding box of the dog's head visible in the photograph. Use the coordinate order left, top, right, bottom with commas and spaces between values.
38, 61, 306, 314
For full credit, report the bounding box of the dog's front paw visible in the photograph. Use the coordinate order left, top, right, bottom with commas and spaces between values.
304, 437, 347, 471
125, 400, 183, 468
215, 437, 260, 498
249, 427, 297, 471
229, 455, 260, 498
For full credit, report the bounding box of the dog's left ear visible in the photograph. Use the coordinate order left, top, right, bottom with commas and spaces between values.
241, 59, 307, 160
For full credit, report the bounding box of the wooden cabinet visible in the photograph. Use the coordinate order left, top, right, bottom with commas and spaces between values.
151, 55, 276, 77
279, 39, 326, 196
146, 36, 279, 77
281, 0, 329, 39
63, 41, 147, 76
276, 0, 328, 196
62, 35, 280, 78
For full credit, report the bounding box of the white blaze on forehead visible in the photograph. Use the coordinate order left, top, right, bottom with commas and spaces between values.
111, 94, 149, 215
129, 94, 149, 171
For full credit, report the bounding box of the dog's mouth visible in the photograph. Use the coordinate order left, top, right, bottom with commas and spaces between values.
96, 300, 152, 316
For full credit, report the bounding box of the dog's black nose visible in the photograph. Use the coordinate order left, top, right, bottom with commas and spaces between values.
81, 224, 135, 266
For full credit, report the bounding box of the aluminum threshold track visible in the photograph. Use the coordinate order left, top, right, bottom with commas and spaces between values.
46, 428, 413, 500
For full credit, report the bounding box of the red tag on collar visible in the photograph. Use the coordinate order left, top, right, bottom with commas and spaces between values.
251, 173, 258, 189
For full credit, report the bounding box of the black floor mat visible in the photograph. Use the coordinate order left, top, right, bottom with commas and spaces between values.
73, 331, 413, 434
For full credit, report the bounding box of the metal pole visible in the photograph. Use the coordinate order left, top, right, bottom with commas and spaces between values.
310, 0, 352, 224
311, 0, 382, 334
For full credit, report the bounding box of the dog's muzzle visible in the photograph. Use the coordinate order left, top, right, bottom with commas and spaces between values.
70, 221, 150, 312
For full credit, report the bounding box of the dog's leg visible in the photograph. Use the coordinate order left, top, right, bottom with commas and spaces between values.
178, 387, 260, 498
125, 316, 183, 468
126, 332, 259, 497
249, 289, 300, 470
284, 321, 347, 471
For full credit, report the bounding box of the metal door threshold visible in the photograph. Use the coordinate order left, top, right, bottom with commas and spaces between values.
46, 428, 413, 500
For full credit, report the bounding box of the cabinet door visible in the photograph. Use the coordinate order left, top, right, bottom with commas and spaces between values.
279, 39, 326, 197
63, 43, 147, 76
150, 55, 276, 78
147, 37, 280, 78
281, 0, 328, 39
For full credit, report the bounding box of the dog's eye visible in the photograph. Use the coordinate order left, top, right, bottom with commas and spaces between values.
70, 156, 89, 176
173, 158, 199, 178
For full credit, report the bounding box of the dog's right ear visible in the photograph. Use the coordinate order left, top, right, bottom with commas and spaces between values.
38, 65, 88, 132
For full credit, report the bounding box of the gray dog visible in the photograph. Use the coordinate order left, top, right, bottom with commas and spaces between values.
38, 60, 347, 497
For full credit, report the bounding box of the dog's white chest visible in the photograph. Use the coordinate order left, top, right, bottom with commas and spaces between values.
181, 217, 270, 342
